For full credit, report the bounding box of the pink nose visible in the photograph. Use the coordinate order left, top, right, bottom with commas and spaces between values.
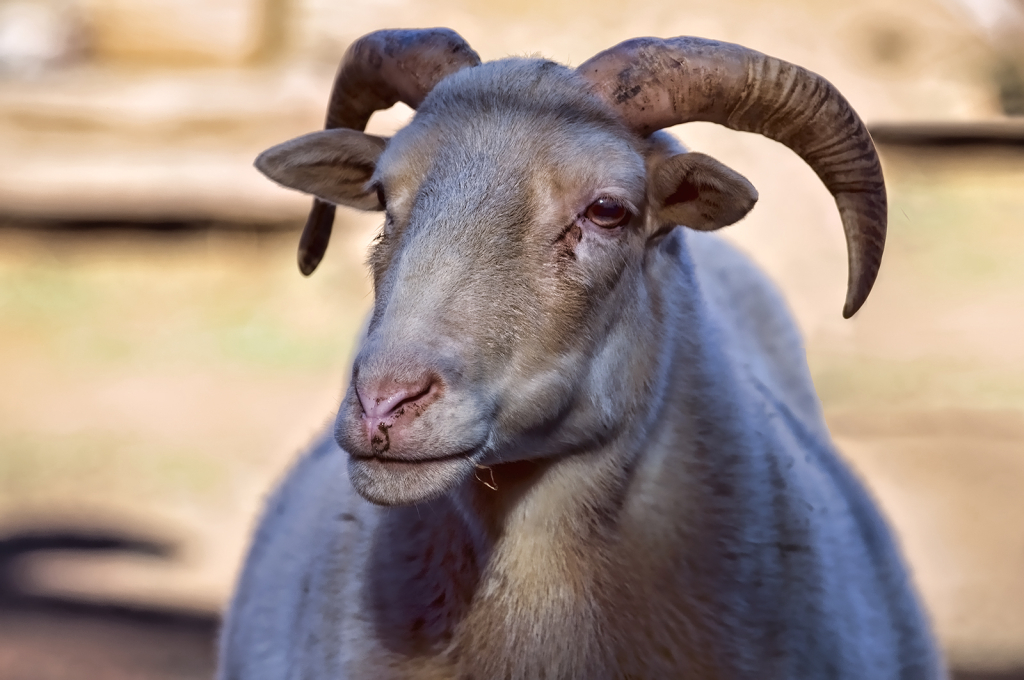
356, 376, 439, 453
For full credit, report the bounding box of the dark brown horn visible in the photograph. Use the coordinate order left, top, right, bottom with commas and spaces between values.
578, 37, 885, 318
298, 29, 481, 276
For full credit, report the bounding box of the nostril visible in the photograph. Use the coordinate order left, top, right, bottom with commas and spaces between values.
390, 381, 435, 414
358, 375, 440, 421
377, 382, 431, 418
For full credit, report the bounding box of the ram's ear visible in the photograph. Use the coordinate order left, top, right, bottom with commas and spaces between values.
650, 152, 758, 231
255, 129, 387, 210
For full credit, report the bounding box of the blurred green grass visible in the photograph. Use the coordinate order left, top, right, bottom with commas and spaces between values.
1, 432, 228, 505
807, 149, 1024, 411
0, 230, 367, 373
890, 169, 1024, 293
814, 357, 1024, 409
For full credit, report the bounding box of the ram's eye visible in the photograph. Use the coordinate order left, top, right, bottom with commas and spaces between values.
585, 197, 629, 228
375, 185, 387, 210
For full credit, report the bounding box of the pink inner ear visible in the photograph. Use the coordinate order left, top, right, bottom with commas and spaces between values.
664, 180, 700, 206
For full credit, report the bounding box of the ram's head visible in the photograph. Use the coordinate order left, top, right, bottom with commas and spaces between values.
255, 29, 886, 506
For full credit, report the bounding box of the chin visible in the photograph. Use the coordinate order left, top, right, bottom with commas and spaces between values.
348, 455, 477, 506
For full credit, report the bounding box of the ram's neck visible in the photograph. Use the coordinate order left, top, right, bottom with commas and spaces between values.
439, 232, 763, 675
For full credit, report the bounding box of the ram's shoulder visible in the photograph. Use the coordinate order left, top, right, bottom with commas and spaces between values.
685, 231, 826, 432
217, 430, 369, 680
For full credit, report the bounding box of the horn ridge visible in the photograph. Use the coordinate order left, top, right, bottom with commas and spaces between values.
733, 52, 886, 317
578, 36, 887, 317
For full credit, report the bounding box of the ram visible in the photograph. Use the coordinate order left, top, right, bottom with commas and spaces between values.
219, 28, 944, 679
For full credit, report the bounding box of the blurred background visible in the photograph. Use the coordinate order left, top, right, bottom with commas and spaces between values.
0, 0, 1022, 678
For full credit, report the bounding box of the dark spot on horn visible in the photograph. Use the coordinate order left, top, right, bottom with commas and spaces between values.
615, 84, 643, 103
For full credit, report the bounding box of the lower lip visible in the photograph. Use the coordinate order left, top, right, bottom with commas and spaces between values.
354, 450, 476, 467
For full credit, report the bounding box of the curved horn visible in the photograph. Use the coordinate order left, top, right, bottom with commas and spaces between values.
299, 29, 481, 276
578, 37, 885, 318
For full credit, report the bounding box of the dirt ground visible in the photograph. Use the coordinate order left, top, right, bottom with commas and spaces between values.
0, 601, 217, 680
0, 605, 1017, 680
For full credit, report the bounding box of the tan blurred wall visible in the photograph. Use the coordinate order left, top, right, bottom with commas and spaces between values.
80, 0, 280, 66
289, 0, 1002, 120
11, 0, 1006, 116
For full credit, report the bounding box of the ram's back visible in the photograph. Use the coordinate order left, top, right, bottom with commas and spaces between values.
686, 231, 825, 433
686, 231, 943, 677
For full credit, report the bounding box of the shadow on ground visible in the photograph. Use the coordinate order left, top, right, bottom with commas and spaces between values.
0, 529, 217, 680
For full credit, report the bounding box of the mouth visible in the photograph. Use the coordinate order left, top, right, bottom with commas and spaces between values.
347, 449, 482, 506
350, 447, 478, 466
